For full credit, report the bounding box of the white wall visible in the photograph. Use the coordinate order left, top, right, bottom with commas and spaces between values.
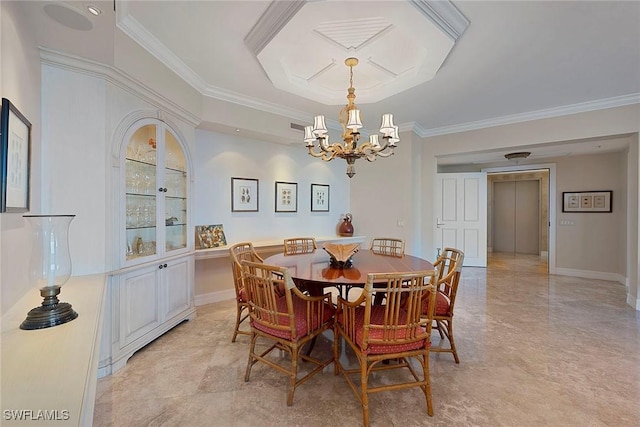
554, 151, 627, 276
1, 1, 42, 314
350, 130, 424, 255
41, 66, 108, 276
193, 129, 350, 243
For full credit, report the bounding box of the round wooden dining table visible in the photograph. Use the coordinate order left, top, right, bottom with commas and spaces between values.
264, 249, 435, 298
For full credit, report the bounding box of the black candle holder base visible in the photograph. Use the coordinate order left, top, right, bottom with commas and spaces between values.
20, 286, 78, 330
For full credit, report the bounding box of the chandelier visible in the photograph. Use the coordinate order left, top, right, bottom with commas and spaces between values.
304, 58, 399, 178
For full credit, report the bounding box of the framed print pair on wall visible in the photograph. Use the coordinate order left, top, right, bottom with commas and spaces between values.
272, 181, 330, 212
231, 177, 329, 213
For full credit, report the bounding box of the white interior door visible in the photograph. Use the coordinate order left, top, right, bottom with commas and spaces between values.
435, 173, 487, 267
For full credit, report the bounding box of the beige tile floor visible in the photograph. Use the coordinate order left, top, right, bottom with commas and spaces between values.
94, 253, 640, 426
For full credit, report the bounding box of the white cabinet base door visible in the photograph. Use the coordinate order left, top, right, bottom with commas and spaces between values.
101, 254, 196, 376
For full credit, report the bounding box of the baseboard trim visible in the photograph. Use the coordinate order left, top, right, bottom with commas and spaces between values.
195, 289, 235, 306
627, 293, 640, 311
554, 267, 625, 285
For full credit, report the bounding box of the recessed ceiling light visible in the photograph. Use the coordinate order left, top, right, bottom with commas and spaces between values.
87, 5, 101, 16
235, 129, 240, 132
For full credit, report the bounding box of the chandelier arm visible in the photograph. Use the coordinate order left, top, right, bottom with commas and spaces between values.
371, 149, 395, 158
355, 142, 372, 154
308, 146, 339, 162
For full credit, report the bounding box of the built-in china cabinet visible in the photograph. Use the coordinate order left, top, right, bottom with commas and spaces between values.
100, 116, 195, 376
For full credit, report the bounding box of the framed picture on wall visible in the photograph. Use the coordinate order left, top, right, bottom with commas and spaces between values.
231, 177, 259, 212
311, 183, 330, 212
275, 181, 297, 212
1, 98, 32, 213
562, 191, 612, 213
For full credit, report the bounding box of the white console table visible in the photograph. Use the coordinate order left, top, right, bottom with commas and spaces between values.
1, 274, 106, 426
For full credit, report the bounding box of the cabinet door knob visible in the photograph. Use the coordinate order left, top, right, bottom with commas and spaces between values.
159, 264, 164, 269
164, 263, 168, 268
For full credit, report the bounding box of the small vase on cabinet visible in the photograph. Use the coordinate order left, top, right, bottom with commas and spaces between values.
339, 213, 354, 237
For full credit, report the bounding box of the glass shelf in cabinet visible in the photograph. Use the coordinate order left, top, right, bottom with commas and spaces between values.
126, 192, 157, 197
126, 158, 156, 168
165, 165, 187, 173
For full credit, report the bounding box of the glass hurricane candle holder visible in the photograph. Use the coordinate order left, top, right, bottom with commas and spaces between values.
20, 214, 78, 330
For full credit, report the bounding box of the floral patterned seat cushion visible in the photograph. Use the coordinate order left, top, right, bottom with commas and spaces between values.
422, 290, 450, 316
339, 305, 428, 355
251, 295, 335, 341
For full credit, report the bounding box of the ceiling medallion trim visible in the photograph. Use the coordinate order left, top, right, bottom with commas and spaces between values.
315, 17, 391, 50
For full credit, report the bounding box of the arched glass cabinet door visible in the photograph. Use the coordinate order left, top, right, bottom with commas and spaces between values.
123, 120, 189, 264
163, 128, 188, 254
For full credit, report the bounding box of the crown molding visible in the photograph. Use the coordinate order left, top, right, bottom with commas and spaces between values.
417, 93, 640, 138
39, 48, 201, 127
410, 0, 470, 41
116, 5, 208, 94
201, 84, 314, 126
244, 0, 307, 56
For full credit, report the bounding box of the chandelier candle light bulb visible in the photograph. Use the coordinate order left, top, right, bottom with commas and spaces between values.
304, 57, 398, 178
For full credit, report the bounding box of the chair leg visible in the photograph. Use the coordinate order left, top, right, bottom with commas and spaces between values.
244, 333, 258, 382
361, 360, 370, 427
423, 354, 434, 416
287, 346, 298, 406
436, 320, 445, 339
446, 319, 460, 363
333, 330, 340, 375
232, 305, 243, 342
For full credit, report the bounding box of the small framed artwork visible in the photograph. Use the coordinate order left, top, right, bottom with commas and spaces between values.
1, 98, 32, 213
231, 177, 259, 212
275, 181, 297, 212
311, 183, 330, 212
562, 191, 612, 213
195, 224, 227, 249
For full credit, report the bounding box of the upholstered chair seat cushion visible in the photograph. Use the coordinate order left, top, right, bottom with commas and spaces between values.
339, 305, 428, 355
252, 295, 335, 341
422, 290, 450, 316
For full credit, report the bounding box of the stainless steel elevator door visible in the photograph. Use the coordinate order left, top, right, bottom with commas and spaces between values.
493, 180, 540, 254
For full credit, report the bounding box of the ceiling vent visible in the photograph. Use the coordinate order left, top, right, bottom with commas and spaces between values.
290, 122, 305, 132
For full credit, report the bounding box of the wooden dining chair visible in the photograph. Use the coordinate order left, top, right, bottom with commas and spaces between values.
369, 237, 405, 257
283, 237, 317, 255
241, 260, 335, 406
228, 242, 263, 342
424, 247, 464, 363
334, 269, 438, 427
